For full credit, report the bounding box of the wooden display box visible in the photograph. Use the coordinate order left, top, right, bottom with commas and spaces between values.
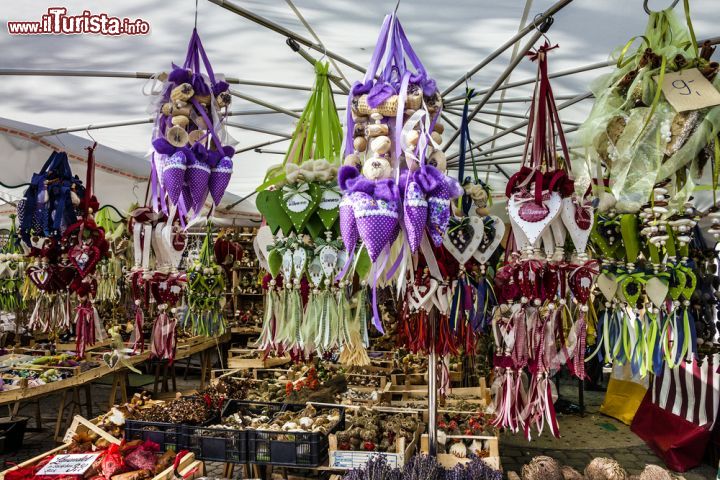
385, 379, 491, 406
0, 415, 203, 480
420, 433, 500, 471
327, 410, 423, 470
227, 348, 290, 369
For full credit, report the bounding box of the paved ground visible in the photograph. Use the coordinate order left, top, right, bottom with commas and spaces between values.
1, 370, 718, 479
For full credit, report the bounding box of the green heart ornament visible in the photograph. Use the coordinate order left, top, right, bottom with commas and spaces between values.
281, 182, 320, 233
267, 248, 282, 278
311, 182, 341, 230
305, 215, 326, 238
668, 267, 686, 301
257, 189, 293, 235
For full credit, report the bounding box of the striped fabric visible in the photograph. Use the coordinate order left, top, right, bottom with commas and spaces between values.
650, 353, 720, 429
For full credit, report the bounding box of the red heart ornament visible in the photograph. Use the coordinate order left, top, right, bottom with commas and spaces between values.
518, 202, 550, 222
69, 243, 101, 278
27, 263, 54, 291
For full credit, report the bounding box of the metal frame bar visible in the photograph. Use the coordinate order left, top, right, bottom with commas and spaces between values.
0, 68, 342, 94
207, 0, 366, 73
446, 92, 591, 164
230, 89, 302, 119
235, 137, 290, 154
441, 0, 574, 96
443, 28, 545, 150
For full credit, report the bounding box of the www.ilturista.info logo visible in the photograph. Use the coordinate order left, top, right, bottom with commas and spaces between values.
7, 7, 150, 35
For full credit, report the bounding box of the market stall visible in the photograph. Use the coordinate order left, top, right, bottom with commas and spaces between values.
2, 0, 720, 479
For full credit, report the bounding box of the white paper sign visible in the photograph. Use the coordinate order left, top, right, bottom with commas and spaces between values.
656, 68, 720, 112
36, 453, 101, 476
319, 189, 341, 210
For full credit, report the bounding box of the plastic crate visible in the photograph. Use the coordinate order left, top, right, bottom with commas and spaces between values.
185, 425, 247, 463
124, 419, 186, 452
0, 417, 28, 454
232, 400, 345, 467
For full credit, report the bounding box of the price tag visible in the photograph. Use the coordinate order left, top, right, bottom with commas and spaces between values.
36, 453, 101, 476
655, 68, 720, 112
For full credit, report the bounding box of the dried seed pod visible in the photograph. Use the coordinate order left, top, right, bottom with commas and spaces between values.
165, 126, 189, 147
188, 129, 206, 145
405, 129, 420, 147
217, 91, 232, 108
170, 83, 194, 103
434, 123, 445, 134
371, 135, 392, 155
354, 136, 368, 153
171, 115, 190, 128
430, 131, 442, 145
161, 102, 174, 116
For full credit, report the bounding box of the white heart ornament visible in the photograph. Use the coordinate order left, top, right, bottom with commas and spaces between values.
292, 248, 307, 279
596, 273, 618, 301
473, 216, 505, 264
645, 277, 669, 308
442, 216, 484, 265
561, 197, 594, 253
508, 215, 530, 251
308, 256, 324, 288
282, 250, 294, 280
507, 192, 561, 246
432, 284, 452, 315
319, 245, 338, 279
409, 279, 438, 311
253, 226, 274, 272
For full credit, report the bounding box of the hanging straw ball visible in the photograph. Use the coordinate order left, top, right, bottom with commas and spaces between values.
584, 457, 627, 480
521, 456, 563, 480
561, 465, 585, 480
638, 465, 673, 480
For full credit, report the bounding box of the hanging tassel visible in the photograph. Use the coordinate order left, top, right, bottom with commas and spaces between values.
339, 287, 370, 366
74, 298, 96, 357
151, 306, 177, 363
131, 300, 145, 353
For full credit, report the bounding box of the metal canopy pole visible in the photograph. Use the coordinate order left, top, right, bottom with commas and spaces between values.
0, 68, 342, 94
235, 137, 290, 154
441, 0, 573, 97
428, 309, 438, 457
443, 28, 545, 151
225, 121, 292, 138
207, 0, 366, 73
230, 89, 302, 119
286, 38, 350, 94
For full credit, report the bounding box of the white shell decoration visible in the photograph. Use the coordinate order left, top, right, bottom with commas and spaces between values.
449, 442, 468, 458
371, 135, 392, 155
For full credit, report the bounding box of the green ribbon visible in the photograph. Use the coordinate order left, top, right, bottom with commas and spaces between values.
282, 183, 312, 203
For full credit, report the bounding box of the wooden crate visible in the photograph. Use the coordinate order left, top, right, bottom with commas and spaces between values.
55, 339, 111, 353
345, 373, 387, 392
420, 433, 500, 471
328, 424, 422, 469
385, 380, 491, 406
227, 348, 290, 369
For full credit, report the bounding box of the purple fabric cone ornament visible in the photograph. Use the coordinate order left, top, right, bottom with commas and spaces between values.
162, 151, 187, 205
400, 171, 429, 253
425, 166, 463, 246
184, 156, 211, 212
339, 193, 359, 253
352, 179, 400, 262
209, 156, 233, 206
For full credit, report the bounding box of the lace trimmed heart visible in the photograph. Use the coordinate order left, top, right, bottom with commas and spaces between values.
442, 216, 484, 265
507, 192, 561, 246
69, 243, 101, 278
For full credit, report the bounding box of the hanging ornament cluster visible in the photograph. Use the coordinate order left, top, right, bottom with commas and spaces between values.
579, 5, 717, 379
337, 12, 461, 334
185, 224, 226, 337
125, 204, 187, 356
149, 28, 235, 220
16, 146, 110, 355
255, 61, 374, 362
490, 43, 597, 440
256, 62, 344, 238
0, 215, 26, 314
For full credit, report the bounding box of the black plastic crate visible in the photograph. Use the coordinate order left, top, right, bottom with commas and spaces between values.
124, 419, 186, 452
0, 417, 28, 454
223, 400, 345, 467
184, 424, 247, 463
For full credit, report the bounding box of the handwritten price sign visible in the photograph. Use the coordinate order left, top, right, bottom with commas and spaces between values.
656, 68, 720, 112
36, 453, 101, 475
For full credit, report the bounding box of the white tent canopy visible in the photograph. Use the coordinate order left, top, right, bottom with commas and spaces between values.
0, 0, 718, 217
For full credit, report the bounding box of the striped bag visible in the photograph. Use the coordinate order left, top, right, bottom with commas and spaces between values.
630, 353, 720, 472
